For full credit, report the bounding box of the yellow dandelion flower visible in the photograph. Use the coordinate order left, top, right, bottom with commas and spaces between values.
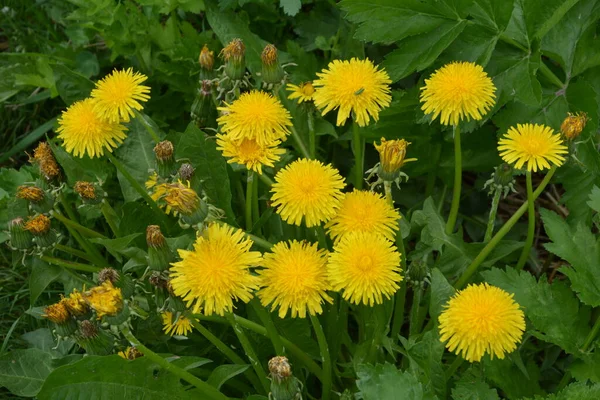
287, 82, 315, 103
498, 123, 568, 172
271, 158, 346, 227
91, 68, 151, 123
56, 98, 128, 158
420, 61, 496, 126
170, 224, 262, 316
327, 232, 401, 306
325, 190, 399, 242
16, 186, 45, 203
151, 181, 200, 216
161, 311, 194, 336
560, 111, 589, 140
258, 240, 332, 318
84, 281, 123, 319
118, 346, 143, 360
312, 58, 391, 127
24, 214, 51, 236
216, 134, 285, 174
217, 91, 292, 145
61, 290, 88, 316
439, 283, 525, 362
43, 302, 71, 323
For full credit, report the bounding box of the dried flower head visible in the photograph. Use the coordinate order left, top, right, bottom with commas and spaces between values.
74, 181, 97, 200
154, 140, 174, 162
44, 302, 71, 324
31, 142, 60, 180
24, 214, 51, 235
98, 268, 120, 284
199, 44, 214, 70
269, 356, 292, 380
561, 112, 589, 140
220, 38, 245, 63
146, 225, 166, 248
79, 320, 98, 338
16, 186, 45, 203
179, 163, 195, 182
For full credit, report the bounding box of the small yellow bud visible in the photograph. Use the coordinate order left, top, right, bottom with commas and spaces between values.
199, 44, 214, 71
374, 138, 416, 178
561, 112, 589, 139
261, 44, 278, 66
220, 38, 245, 62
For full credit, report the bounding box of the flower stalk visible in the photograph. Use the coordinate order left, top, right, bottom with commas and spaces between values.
246, 171, 255, 232
352, 122, 364, 189
484, 190, 502, 243
445, 124, 462, 235
516, 171, 535, 270
310, 314, 332, 400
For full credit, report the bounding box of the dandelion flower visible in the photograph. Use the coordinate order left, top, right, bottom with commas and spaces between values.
151, 181, 200, 216
287, 82, 315, 103
170, 224, 262, 316
271, 158, 345, 227
216, 134, 285, 174
24, 214, 51, 236
327, 232, 402, 305
56, 98, 128, 158
560, 112, 589, 140
118, 346, 143, 360
313, 58, 391, 127
43, 302, 70, 323
420, 61, 496, 126
258, 240, 332, 318
325, 190, 399, 242
439, 283, 525, 362
161, 311, 193, 336
217, 91, 292, 145
61, 290, 87, 316
91, 68, 150, 123
84, 281, 123, 318
498, 123, 568, 172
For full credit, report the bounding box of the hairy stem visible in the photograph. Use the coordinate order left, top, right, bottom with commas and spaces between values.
310, 314, 332, 400
445, 124, 462, 235
484, 190, 502, 243
352, 122, 364, 189
516, 171, 535, 270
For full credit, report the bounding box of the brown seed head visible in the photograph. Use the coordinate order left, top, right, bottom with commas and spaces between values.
561, 112, 589, 139
44, 302, 71, 323
24, 214, 51, 235
79, 320, 98, 338
74, 181, 97, 200
179, 163, 195, 182
199, 44, 215, 70
146, 225, 166, 248
98, 268, 120, 284
16, 186, 45, 203
268, 356, 292, 380
154, 140, 174, 162
220, 38, 245, 62
261, 44, 278, 66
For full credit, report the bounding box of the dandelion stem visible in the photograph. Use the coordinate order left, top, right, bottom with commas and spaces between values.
516, 171, 535, 270
310, 314, 332, 400
290, 125, 311, 160
409, 286, 423, 338
252, 174, 261, 235
582, 314, 600, 352
51, 210, 106, 239
384, 181, 393, 206
455, 166, 557, 288
246, 233, 274, 250
315, 225, 329, 250
445, 356, 464, 379
245, 171, 254, 232
54, 244, 93, 262
101, 200, 121, 237
121, 326, 228, 400
445, 124, 462, 235
40, 255, 102, 273
308, 110, 316, 159
258, 173, 274, 187
352, 122, 364, 189
484, 190, 502, 243
133, 110, 161, 143
225, 313, 270, 394
251, 299, 285, 355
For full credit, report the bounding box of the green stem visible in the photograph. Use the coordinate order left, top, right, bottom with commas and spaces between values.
54, 244, 93, 262
582, 314, 600, 352
225, 313, 270, 394
251, 299, 285, 355
315, 225, 329, 250
101, 200, 120, 237
258, 173, 274, 187
310, 314, 332, 400
455, 166, 557, 288
252, 174, 261, 235
246, 171, 254, 232
384, 181, 393, 206
290, 126, 311, 160
445, 356, 464, 379
40, 256, 102, 273
539, 62, 565, 89
51, 210, 106, 239
54, 216, 108, 268
106, 152, 169, 229
61, 267, 95, 287
516, 171, 535, 270
352, 122, 364, 190
484, 190, 502, 243
308, 111, 316, 159
134, 110, 161, 143
244, 232, 274, 250
445, 124, 462, 235
409, 287, 423, 338
391, 284, 407, 342
121, 326, 227, 400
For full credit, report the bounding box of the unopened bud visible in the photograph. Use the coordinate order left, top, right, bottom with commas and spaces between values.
74, 181, 101, 204
220, 38, 246, 80
8, 217, 33, 250
561, 112, 589, 140
77, 320, 114, 355
261, 44, 284, 86
44, 302, 77, 336
374, 138, 417, 182
98, 268, 120, 284
24, 214, 57, 248
199, 44, 215, 79
154, 140, 175, 177
484, 163, 516, 198
268, 356, 302, 400
406, 259, 429, 288
146, 225, 173, 271
17, 185, 53, 213
191, 80, 215, 128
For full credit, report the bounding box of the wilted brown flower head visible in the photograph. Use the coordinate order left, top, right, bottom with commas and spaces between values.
31, 142, 60, 180
24, 214, 51, 235
154, 140, 174, 162
74, 181, 97, 200
98, 268, 120, 284
199, 44, 214, 70
268, 356, 292, 380
44, 302, 70, 323
220, 38, 245, 62
561, 112, 589, 139
16, 185, 45, 203
146, 225, 166, 248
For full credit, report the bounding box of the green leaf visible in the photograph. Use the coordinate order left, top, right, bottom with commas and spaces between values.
207, 364, 249, 390
483, 356, 544, 399
356, 363, 425, 400
451, 376, 499, 400
429, 268, 454, 322
0, 118, 57, 164
0, 348, 54, 397
21, 329, 75, 358
470, 0, 514, 33
570, 352, 600, 383
176, 123, 235, 223
38, 355, 191, 400
588, 185, 600, 213
52, 64, 95, 105
280, 0, 301, 16
526, 382, 600, 400
405, 330, 446, 399
29, 259, 62, 306
50, 140, 112, 186
482, 267, 590, 354
90, 234, 144, 264
521, 0, 580, 40
540, 208, 600, 307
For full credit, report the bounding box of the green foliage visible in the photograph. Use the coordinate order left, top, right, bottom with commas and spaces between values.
356, 363, 427, 399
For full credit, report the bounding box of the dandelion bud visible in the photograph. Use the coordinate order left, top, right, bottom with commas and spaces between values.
77, 320, 114, 355
74, 181, 101, 204
374, 138, 416, 181
119, 346, 143, 360
61, 290, 88, 316
191, 80, 215, 128
483, 163, 516, 198
154, 140, 175, 177
406, 259, 429, 288
261, 44, 284, 87
561, 112, 589, 140
31, 142, 60, 181
149, 271, 168, 289
199, 44, 215, 79
8, 217, 33, 250
158, 181, 209, 226
179, 163, 195, 182
98, 268, 120, 284
17, 185, 53, 213
146, 225, 173, 271
44, 302, 77, 336
24, 214, 57, 248
220, 38, 246, 81
268, 356, 302, 400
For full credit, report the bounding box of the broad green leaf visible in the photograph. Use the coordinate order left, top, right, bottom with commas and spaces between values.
21, 329, 75, 358
541, 208, 600, 307
52, 64, 94, 106
525, 382, 600, 400
483, 357, 543, 399
482, 267, 590, 354
356, 363, 426, 400
429, 268, 454, 322
570, 352, 600, 383
280, 0, 301, 16
37, 355, 195, 400
588, 186, 600, 213
469, 0, 514, 32
451, 377, 499, 400
176, 123, 235, 222
0, 348, 54, 397
207, 364, 250, 390
90, 234, 144, 263
50, 140, 112, 186
114, 116, 158, 202
521, 0, 580, 40
29, 259, 62, 306
405, 330, 446, 399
